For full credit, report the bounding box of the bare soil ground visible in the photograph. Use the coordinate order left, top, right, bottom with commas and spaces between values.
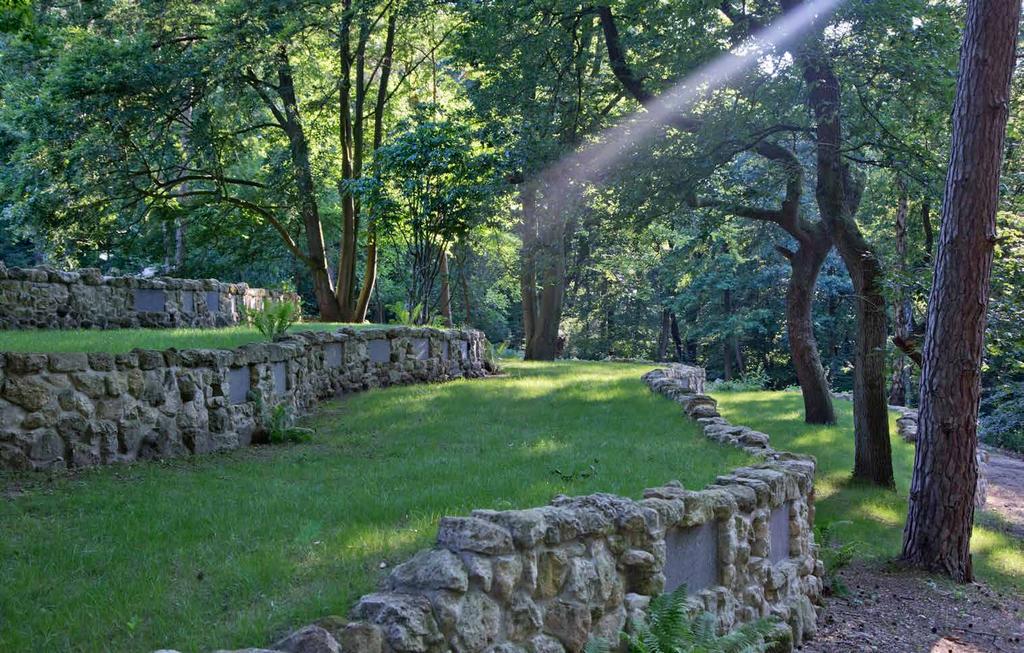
807, 448, 1024, 652
803, 560, 1024, 652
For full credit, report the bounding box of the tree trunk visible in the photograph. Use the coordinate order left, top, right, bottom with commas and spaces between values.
890, 181, 911, 406
786, 227, 837, 424
439, 250, 453, 326
670, 313, 684, 362
656, 308, 671, 361
519, 186, 540, 355
901, 0, 1020, 582
275, 47, 343, 322
723, 288, 734, 381
783, 0, 893, 486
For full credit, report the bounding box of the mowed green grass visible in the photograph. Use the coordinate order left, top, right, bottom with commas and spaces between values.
0, 360, 751, 653
714, 391, 1024, 591
0, 323, 384, 353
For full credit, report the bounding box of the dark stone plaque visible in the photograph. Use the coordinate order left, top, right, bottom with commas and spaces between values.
133, 289, 165, 312
228, 367, 251, 405
769, 503, 792, 564
664, 520, 719, 593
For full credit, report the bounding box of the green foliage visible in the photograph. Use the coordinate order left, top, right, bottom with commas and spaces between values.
263, 403, 314, 445
586, 586, 777, 653
246, 298, 301, 340
814, 521, 859, 596
709, 368, 770, 392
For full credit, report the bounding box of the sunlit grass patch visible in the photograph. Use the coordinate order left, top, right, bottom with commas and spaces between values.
0, 360, 751, 653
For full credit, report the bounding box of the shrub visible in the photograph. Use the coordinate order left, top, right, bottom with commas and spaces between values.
980, 381, 1024, 453
586, 585, 780, 653
709, 369, 769, 392
248, 298, 301, 339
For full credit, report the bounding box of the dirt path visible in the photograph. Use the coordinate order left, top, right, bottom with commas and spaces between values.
981, 447, 1024, 539
807, 446, 1024, 652
804, 561, 1024, 652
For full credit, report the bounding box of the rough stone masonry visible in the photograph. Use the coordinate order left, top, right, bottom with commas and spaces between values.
164, 365, 822, 653
0, 327, 486, 470
0, 263, 295, 329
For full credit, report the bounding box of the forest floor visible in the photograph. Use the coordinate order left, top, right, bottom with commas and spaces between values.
805, 450, 1024, 652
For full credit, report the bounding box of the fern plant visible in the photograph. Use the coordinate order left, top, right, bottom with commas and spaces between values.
248, 298, 301, 339
264, 402, 314, 444
814, 520, 859, 596
586, 586, 778, 653
483, 339, 508, 373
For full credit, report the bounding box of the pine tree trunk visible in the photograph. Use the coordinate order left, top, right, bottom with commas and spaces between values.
901, 0, 1020, 582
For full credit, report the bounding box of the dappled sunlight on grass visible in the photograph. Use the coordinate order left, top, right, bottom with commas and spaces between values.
715, 390, 1023, 591
0, 359, 753, 652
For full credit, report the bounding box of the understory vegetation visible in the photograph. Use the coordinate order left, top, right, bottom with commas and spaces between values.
0, 361, 750, 652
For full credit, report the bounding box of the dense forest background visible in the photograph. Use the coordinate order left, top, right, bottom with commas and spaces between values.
1, 0, 1022, 449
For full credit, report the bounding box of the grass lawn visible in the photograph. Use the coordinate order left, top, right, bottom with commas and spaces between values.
714, 390, 1024, 592
0, 323, 386, 353
0, 360, 751, 653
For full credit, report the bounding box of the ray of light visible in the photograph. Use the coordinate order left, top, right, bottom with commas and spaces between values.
534, 0, 845, 217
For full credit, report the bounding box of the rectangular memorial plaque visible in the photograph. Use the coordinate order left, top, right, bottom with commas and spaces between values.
228, 367, 251, 405
458, 340, 468, 360
272, 362, 288, 395
411, 338, 429, 360
769, 503, 792, 564
324, 343, 343, 368
368, 339, 390, 364
442, 341, 450, 359
181, 291, 195, 313
206, 292, 220, 313
133, 289, 165, 312
664, 521, 719, 593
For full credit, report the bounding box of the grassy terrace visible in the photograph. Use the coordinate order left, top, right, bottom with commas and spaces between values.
0, 323, 386, 353
0, 360, 751, 653
716, 391, 1024, 592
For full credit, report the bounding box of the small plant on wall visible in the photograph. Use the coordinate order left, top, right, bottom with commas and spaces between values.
248, 298, 301, 339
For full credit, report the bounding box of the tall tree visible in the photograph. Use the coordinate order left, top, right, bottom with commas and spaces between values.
901, 0, 1020, 581
598, 3, 837, 424
781, 0, 894, 484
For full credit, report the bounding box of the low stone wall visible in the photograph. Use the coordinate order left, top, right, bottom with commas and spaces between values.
184, 364, 821, 653
0, 327, 486, 470
0, 263, 295, 329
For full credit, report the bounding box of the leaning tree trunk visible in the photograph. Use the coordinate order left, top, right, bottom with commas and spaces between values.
787, 229, 837, 424
901, 0, 1020, 582
783, 0, 893, 486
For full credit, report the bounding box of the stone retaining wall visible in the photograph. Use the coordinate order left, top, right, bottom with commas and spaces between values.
0, 327, 486, 470
0, 263, 295, 329
187, 364, 821, 653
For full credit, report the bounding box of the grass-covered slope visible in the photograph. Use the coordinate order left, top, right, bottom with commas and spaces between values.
0, 360, 751, 653
714, 390, 1024, 592
0, 322, 384, 353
